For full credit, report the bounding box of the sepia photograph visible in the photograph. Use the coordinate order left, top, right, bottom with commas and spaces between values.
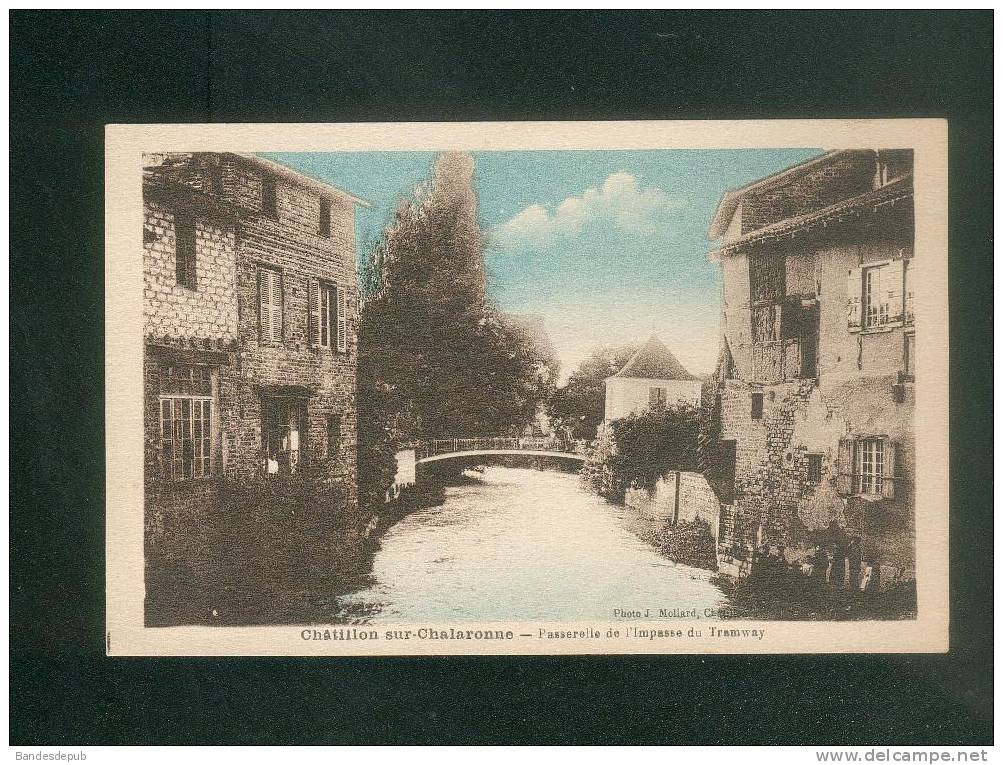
13, 10, 991, 751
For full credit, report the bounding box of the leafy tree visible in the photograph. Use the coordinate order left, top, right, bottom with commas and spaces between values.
547, 343, 638, 440
581, 405, 702, 501
610, 405, 701, 488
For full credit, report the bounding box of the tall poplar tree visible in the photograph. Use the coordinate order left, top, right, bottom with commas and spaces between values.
357, 153, 556, 507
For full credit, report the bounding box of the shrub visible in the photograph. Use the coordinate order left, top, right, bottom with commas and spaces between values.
146, 470, 373, 626
582, 405, 701, 501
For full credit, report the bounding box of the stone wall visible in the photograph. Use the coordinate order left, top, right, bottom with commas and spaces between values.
717, 374, 915, 585
227, 162, 359, 507
143, 200, 238, 344
677, 472, 720, 532
625, 471, 720, 536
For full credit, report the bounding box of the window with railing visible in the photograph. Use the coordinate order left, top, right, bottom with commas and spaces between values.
863, 266, 890, 329
847, 256, 909, 333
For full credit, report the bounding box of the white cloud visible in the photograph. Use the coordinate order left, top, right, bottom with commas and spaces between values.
491, 172, 684, 249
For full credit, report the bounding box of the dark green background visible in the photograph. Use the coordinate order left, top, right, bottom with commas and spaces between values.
10, 11, 993, 744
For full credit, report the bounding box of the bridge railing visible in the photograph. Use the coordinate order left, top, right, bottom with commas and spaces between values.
415, 435, 586, 461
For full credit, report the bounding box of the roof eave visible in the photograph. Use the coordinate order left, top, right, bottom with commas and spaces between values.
707, 149, 858, 241
229, 153, 372, 208
708, 177, 913, 260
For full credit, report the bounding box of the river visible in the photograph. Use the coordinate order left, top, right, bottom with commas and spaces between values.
340, 466, 726, 623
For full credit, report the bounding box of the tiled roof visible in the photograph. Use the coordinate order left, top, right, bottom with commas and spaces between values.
709, 175, 913, 260
707, 150, 852, 239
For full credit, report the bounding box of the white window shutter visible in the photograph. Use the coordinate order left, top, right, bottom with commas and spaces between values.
320, 284, 330, 348
259, 268, 282, 344
885, 259, 905, 327
271, 271, 283, 343
846, 267, 862, 332
258, 269, 270, 342
881, 441, 897, 500
308, 278, 321, 346
336, 285, 347, 353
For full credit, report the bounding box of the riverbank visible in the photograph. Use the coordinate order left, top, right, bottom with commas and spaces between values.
630, 518, 719, 572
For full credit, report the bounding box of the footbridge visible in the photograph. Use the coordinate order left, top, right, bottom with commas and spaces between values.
415, 436, 588, 465
387, 436, 588, 500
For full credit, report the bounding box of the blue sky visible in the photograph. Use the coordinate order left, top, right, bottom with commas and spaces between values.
266, 148, 820, 379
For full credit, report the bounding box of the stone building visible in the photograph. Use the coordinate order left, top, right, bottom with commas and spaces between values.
142, 152, 366, 536
604, 334, 702, 421
705, 149, 916, 590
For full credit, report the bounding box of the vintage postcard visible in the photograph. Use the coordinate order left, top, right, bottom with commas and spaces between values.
105, 120, 949, 656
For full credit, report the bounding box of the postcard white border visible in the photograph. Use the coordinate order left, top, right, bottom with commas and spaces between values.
106, 120, 949, 656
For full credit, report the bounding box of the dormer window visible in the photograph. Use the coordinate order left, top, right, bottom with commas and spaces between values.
261, 175, 277, 218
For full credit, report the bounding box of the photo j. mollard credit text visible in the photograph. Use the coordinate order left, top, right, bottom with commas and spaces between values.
105, 120, 949, 656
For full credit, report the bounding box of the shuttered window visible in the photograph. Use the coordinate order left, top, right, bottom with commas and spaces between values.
261, 175, 277, 218
806, 453, 823, 484
846, 267, 862, 332
904, 332, 916, 379
336, 285, 347, 352
259, 267, 283, 344
848, 258, 909, 332
308, 279, 337, 349
648, 386, 667, 410
327, 414, 342, 457
904, 259, 915, 325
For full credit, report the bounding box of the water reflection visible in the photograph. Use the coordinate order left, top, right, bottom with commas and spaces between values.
340, 466, 725, 622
